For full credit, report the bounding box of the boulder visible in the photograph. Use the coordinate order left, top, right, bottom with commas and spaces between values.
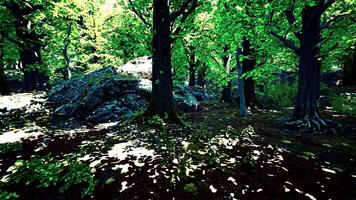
118, 56, 152, 79
48, 57, 213, 124
175, 85, 203, 112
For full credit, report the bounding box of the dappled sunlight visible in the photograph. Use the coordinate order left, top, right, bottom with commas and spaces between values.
0, 126, 44, 144
0, 93, 46, 111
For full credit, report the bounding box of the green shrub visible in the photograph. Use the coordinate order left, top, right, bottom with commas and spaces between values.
3, 155, 97, 198
330, 93, 356, 115
148, 114, 165, 128
258, 81, 297, 108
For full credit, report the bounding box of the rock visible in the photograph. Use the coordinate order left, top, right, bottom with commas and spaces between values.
189, 86, 213, 101
48, 57, 213, 124
118, 56, 152, 79
174, 85, 203, 112
86, 94, 149, 123
48, 66, 140, 119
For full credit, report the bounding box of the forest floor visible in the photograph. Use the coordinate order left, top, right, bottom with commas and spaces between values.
0, 94, 355, 200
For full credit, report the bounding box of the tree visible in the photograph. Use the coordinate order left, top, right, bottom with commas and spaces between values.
147, 0, 198, 120
3, 0, 50, 91
269, 0, 350, 130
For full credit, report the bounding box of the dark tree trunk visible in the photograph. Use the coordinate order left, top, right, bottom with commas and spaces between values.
62, 21, 72, 80
342, 47, 356, 85
148, 0, 175, 117
221, 49, 233, 103
197, 67, 206, 87
0, 64, 10, 95
242, 38, 256, 107
20, 42, 47, 91
221, 81, 233, 103
293, 4, 323, 120
188, 60, 196, 87
6, 2, 48, 92
237, 48, 248, 117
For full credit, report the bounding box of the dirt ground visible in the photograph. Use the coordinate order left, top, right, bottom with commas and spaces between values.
0, 94, 355, 200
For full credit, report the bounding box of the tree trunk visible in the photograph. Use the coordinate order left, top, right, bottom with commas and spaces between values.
20, 43, 47, 91
237, 48, 248, 117
7, 2, 48, 92
188, 60, 196, 87
221, 81, 233, 103
197, 67, 206, 87
148, 0, 176, 117
342, 47, 356, 85
0, 64, 10, 95
242, 38, 256, 107
221, 48, 233, 103
293, 5, 323, 120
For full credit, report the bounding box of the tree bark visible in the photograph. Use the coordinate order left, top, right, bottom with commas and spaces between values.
237, 48, 248, 117
6, 2, 48, 92
342, 47, 356, 85
0, 64, 10, 95
293, 4, 323, 120
221, 50, 233, 103
148, 0, 176, 117
197, 67, 206, 87
241, 38, 257, 107
188, 58, 196, 87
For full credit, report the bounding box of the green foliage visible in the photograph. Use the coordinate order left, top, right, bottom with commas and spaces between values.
0, 190, 20, 200
330, 93, 356, 115
183, 183, 198, 194
0, 143, 22, 156
259, 81, 297, 108
3, 155, 97, 197
148, 114, 165, 128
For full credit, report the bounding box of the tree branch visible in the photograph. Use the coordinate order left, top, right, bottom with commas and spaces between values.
320, 13, 348, 29
271, 31, 300, 55
171, 0, 198, 41
283, 10, 296, 25
321, 0, 336, 13
128, 0, 151, 27
170, 0, 195, 22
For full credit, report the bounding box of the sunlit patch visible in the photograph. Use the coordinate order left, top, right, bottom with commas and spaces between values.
0, 128, 44, 144
0, 93, 46, 110
227, 177, 237, 185
295, 188, 304, 194
321, 167, 336, 174
93, 122, 119, 130
305, 193, 317, 200
284, 185, 290, 192
108, 141, 155, 160
209, 185, 217, 193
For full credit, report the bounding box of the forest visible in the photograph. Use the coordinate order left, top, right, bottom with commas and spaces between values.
0, 0, 355, 199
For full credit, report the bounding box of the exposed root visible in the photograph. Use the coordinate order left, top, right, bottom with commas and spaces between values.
285, 114, 343, 134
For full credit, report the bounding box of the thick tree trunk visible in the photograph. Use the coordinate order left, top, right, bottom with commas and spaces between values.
293, 5, 323, 121
0, 64, 10, 95
197, 67, 206, 87
20, 44, 47, 91
237, 48, 248, 117
148, 0, 176, 117
242, 38, 257, 107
